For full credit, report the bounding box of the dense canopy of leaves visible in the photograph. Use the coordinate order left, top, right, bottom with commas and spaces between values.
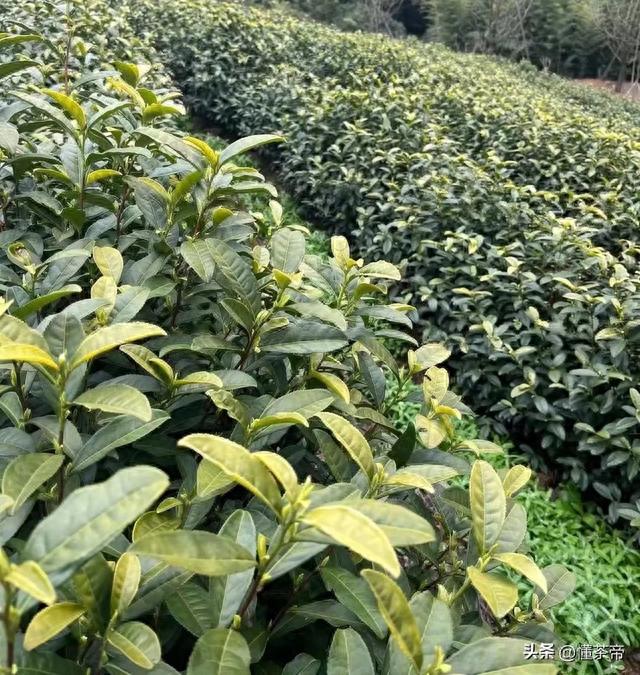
126, 0, 640, 520
0, 0, 574, 673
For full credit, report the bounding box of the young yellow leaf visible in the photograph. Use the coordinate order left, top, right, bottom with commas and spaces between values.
73, 384, 152, 422
113, 61, 140, 86
412, 343, 451, 370
5, 561, 55, 605
70, 322, 166, 370
107, 77, 146, 109
492, 553, 547, 593
396, 464, 458, 484
315, 412, 375, 481
174, 371, 224, 391
184, 136, 219, 166
422, 366, 449, 402
254, 451, 298, 495
24, 602, 85, 650
111, 552, 141, 617
0, 315, 50, 349
86, 169, 121, 185
416, 415, 447, 448
91, 276, 117, 312
0, 343, 58, 370
348, 500, 435, 546
196, 461, 234, 500
383, 471, 434, 493
301, 504, 400, 577
310, 371, 350, 403
130, 530, 256, 576
108, 621, 161, 669
178, 434, 281, 513
361, 570, 422, 672
93, 246, 124, 283
331, 236, 350, 269
467, 567, 518, 618
461, 439, 505, 455
502, 465, 532, 497
120, 344, 174, 384
248, 412, 308, 437
41, 88, 86, 128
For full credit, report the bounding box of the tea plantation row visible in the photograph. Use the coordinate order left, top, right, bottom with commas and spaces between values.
125, 0, 640, 520
0, 0, 578, 672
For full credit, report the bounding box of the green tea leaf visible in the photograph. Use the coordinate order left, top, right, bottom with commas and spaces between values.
130, 530, 256, 576
210, 510, 257, 628
446, 638, 545, 673
327, 628, 374, 675
73, 384, 152, 422
470, 460, 506, 553
108, 621, 161, 669
23, 467, 168, 578
2, 453, 64, 513
186, 628, 251, 675
72, 410, 170, 472
166, 581, 213, 637
282, 654, 320, 675
261, 322, 348, 354
219, 134, 284, 164
320, 567, 387, 638
537, 565, 576, 610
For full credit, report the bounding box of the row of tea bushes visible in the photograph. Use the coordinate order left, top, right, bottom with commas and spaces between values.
0, 0, 573, 672
125, 0, 640, 519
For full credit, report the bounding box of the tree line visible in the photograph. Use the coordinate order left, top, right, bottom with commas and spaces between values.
259, 0, 640, 88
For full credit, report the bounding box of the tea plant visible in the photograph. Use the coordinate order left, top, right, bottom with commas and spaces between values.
0, 2, 572, 673
124, 0, 640, 517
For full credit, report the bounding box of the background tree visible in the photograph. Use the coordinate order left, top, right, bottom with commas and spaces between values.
598, 0, 640, 90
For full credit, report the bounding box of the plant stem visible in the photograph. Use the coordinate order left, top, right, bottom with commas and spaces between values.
12, 363, 27, 416
2, 583, 15, 671
62, 1, 73, 94
56, 400, 67, 504
237, 576, 261, 621
114, 183, 130, 244
238, 522, 288, 621
448, 576, 471, 606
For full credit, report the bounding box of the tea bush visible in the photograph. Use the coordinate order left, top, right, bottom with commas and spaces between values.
124, 0, 640, 518
0, 1, 574, 673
